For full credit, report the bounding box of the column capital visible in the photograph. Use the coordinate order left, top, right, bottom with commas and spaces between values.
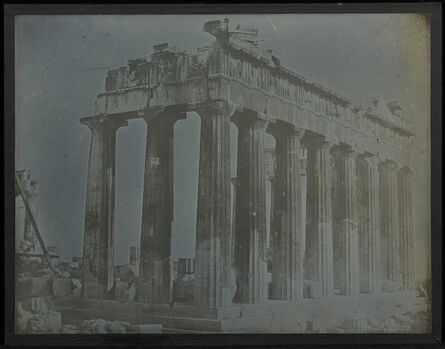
303, 135, 334, 151
386, 160, 400, 172
194, 100, 235, 121
363, 155, 380, 169
268, 121, 305, 140
234, 116, 269, 131
378, 160, 399, 172
253, 119, 269, 131
344, 150, 359, 158
320, 143, 334, 151
331, 145, 358, 159
80, 115, 128, 132
288, 127, 305, 140
230, 107, 269, 131
399, 166, 413, 176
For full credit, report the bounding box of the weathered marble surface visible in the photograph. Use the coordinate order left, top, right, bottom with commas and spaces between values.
79, 20, 416, 320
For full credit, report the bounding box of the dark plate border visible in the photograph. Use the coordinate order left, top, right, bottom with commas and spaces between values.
3, 2, 442, 347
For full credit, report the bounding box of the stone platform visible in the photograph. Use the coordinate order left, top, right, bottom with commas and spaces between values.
48, 292, 429, 333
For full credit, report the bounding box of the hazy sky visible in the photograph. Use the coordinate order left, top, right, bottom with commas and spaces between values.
15, 14, 430, 280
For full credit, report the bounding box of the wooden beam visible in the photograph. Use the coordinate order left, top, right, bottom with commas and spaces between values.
15, 171, 57, 274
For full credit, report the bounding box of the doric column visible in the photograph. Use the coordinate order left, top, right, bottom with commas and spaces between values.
230, 177, 237, 266
379, 161, 401, 289
268, 177, 275, 262
333, 149, 360, 296
358, 156, 381, 294
233, 112, 268, 304
304, 138, 334, 298
300, 147, 308, 264
194, 102, 232, 307
138, 111, 181, 304
270, 125, 305, 301
80, 115, 127, 300
398, 167, 415, 290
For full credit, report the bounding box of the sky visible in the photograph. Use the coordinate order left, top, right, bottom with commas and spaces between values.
15, 14, 431, 280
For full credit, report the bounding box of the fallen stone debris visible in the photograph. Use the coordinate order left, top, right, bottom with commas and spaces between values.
173, 273, 194, 302
14, 237, 430, 334
114, 264, 138, 283
51, 277, 72, 297
16, 302, 62, 334
80, 319, 162, 334
114, 278, 138, 303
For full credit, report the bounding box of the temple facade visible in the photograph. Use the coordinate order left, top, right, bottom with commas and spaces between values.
79, 19, 415, 308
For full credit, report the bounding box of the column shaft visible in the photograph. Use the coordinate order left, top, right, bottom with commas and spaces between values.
379, 162, 401, 289
358, 156, 381, 294
271, 128, 305, 301
194, 104, 232, 307
365, 157, 382, 293
398, 169, 415, 290
304, 140, 334, 298
81, 116, 125, 300
138, 115, 175, 304
335, 150, 359, 296
230, 178, 237, 266
233, 117, 268, 304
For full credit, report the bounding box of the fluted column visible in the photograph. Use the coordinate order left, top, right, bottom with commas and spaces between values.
398, 167, 415, 290
268, 178, 275, 258
138, 111, 180, 304
334, 149, 359, 296
194, 102, 232, 307
233, 113, 268, 304
304, 138, 334, 298
358, 156, 381, 294
270, 125, 305, 301
230, 177, 237, 266
379, 161, 401, 289
80, 115, 127, 300
300, 147, 308, 265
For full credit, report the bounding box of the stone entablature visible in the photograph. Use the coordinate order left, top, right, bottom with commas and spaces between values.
94, 20, 413, 168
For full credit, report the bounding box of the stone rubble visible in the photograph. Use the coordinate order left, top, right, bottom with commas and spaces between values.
16, 274, 52, 300
114, 278, 138, 303
51, 277, 72, 297
80, 319, 162, 334
173, 273, 194, 302
61, 324, 79, 334
114, 264, 138, 283
16, 302, 62, 334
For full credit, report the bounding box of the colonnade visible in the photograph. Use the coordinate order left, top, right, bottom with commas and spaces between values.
80, 104, 415, 308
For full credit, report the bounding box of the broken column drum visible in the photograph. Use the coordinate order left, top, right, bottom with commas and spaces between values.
80, 19, 415, 306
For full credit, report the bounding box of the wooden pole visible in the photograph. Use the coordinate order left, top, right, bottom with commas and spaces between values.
15, 171, 57, 274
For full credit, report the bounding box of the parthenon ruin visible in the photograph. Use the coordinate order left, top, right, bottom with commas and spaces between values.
79, 18, 415, 314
